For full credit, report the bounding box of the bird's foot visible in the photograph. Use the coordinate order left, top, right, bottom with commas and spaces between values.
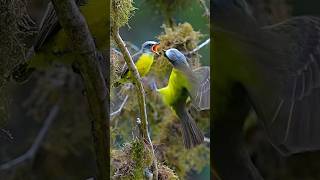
149, 79, 158, 91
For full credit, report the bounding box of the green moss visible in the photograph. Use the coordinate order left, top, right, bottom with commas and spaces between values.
111, 0, 136, 28
151, 22, 203, 77
151, 107, 210, 178
158, 164, 179, 180
111, 140, 153, 179
131, 140, 145, 179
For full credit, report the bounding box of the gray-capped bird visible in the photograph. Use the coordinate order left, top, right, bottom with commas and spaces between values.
153, 48, 210, 149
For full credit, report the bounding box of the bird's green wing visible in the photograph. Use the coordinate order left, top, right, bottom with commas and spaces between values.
192, 66, 210, 110
245, 16, 320, 155
34, 0, 84, 51
11, 2, 60, 82
173, 62, 209, 110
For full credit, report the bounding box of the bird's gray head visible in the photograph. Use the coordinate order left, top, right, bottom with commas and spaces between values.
141, 41, 160, 54
163, 48, 189, 67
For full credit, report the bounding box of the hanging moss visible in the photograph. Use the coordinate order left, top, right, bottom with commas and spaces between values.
158, 163, 179, 180
110, 0, 136, 28
151, 22, 203, 77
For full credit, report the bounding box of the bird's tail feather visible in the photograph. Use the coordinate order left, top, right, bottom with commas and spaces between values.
175, 106, 204, 149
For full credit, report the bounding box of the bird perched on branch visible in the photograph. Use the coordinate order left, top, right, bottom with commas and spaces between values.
11, 0, 107, 83
152, 48, 210, 149
114, 41, 160, 86
213, 0, 320, 179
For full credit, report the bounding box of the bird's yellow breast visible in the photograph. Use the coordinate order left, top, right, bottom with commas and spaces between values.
158, 68, 190, 106
129, 53, 154, 77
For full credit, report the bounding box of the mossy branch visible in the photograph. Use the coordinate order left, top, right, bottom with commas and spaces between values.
111, 26, 158, 179
50, 0, 109, 179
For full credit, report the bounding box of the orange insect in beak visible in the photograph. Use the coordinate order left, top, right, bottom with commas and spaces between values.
151, 43, 160, 55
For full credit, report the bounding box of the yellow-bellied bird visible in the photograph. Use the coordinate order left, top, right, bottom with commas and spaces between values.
115, 41, 160, 85
153, 48, 210, 149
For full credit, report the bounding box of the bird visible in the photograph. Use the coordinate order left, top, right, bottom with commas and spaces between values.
152, 48, 210, 149
212, 0, 320, 179
10, 0, 107, 83
114, 41, 160, 86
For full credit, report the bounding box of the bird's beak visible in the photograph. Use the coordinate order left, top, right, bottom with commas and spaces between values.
151, 43, 160, 55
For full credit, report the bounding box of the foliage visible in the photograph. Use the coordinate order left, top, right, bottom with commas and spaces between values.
158, 164, 179, 180
110, 0, 136, 28
111, 139, 153, 179
154, 22, 203, 75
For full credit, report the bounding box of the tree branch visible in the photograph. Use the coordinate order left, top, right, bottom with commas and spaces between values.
111, 26, 158, 180
125, 41, 140, 52
204, 136, 210, 143
198, 0, 210, 19
110, 95, 128, 117
0, 105, 59, 170
50, 0, 109, 179
185, 38, 210, 56
111, 27, 148, 137
0, 128, 13, 141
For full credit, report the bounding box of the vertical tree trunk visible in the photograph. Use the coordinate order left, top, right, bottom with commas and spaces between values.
50, 0, 109, 179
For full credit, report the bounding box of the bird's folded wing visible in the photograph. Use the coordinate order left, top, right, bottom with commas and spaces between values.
192, 66, 210, 110
33, 2, 59, 51
247, 16, 320, 155
33, 0, 84, 51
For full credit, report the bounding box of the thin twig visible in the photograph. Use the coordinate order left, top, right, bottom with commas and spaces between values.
0, 128, 13, 141
110, 95, 129, 117
204, 136, 210, 143
111, 26, 158, 180
125, 41, 139, 52
199, 0, 210, 18
185, 38, 210, 55
111, 48, 123, 57
0, 105, 59, 170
